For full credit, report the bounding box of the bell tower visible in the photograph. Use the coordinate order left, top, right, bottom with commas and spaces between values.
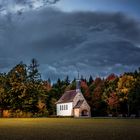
76, 71, 81, 93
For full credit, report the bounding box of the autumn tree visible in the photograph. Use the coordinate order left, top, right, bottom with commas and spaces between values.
117, 74, 135, 115
89, 77, 106, 116
7, 62, 27, 112
81, 80, 89, 97
103, 74, 119, 115
107, 92, 119, 116
0, 73, 10, 117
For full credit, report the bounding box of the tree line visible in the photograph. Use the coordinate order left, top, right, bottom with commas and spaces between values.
0, 59, 140, 117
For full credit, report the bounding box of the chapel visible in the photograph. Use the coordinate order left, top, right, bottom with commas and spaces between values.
56, 79, 91, 117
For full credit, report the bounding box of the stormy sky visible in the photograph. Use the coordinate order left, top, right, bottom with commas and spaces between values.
0, 0, 140, 81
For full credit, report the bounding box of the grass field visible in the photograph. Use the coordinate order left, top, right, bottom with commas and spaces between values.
0, 118, 140, 140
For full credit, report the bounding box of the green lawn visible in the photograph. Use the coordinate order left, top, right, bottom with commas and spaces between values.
0, 118, 140, 140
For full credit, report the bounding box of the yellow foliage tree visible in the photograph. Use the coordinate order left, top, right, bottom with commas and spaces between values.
117, 75, 135, 102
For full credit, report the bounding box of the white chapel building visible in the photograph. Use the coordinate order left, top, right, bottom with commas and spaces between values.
56, 79, 91, 117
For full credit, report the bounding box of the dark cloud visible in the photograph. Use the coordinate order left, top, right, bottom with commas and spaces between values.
0, 0, 60, 15
0, 8, 140, 81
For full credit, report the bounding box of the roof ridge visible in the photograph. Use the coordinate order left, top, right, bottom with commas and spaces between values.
65, 90, 76, 92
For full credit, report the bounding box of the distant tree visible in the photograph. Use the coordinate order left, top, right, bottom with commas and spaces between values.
88, 75, 94, 86
28, 58, 41, 83
64, 76, 70, 86
81, 80, 89, 97
47, 78, 51, 85
128, 76, 140, 116
106, 73, 117, 81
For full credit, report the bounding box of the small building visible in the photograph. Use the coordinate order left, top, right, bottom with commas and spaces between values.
56, 79, 91, 117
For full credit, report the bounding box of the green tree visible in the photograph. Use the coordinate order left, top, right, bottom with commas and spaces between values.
28, 58, 41, 83
129, 76, 140, 116
88, 75, 94, 86
64, 76, 70, 86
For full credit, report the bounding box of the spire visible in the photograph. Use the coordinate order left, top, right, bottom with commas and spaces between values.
76, 71, 81, 92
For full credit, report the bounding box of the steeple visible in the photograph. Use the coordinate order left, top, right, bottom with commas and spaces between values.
76, 71, 81, 92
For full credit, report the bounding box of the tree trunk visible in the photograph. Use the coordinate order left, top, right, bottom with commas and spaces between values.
0, 108, 3, 118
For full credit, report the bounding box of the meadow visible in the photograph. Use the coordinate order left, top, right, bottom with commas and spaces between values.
0, 118, 140, 140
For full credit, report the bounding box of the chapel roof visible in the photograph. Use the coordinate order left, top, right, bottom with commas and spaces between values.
56, 90, 77, 104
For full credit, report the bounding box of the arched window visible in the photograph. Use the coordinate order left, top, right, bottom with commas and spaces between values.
81, 110, 88, 116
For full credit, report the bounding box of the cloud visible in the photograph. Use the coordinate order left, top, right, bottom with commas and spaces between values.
0, 8, 140, 81
0, 0, 60, 15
